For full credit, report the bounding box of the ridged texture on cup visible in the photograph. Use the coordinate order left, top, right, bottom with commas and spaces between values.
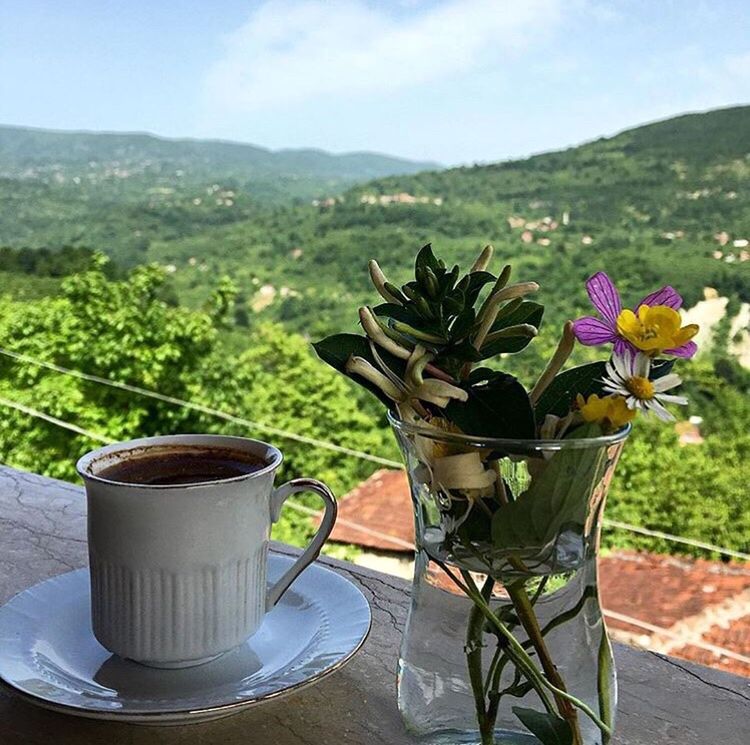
89, 551, 267, 665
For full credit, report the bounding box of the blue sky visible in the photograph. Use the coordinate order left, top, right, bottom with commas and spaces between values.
1, 1, 749, 164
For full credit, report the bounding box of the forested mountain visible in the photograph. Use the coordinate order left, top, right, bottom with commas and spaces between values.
351, 105, 750, 234
0, 124, 437, 263
0, 107, 748, 557
0, 124, 436, 186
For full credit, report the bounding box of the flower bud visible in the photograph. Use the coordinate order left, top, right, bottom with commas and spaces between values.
393, 321, 444, 344
473, 282, 540, 350
424, 267, 440, 298
359, 307, 412, 359
368, 260, 402, 304
482, 324, 538, 347
494, 264, 512, 291
415, 296, 434, 319
383, 282, 407, 304
345, 355, 403, 401
470, 245, 494, 273
412, 379, 469, 408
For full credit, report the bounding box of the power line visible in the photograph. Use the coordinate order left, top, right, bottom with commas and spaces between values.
602, 519, 750, 562
0, 396, 414, 551
0, 396, 111, 444
0, 347, 747, 561
0, 348, 402, 469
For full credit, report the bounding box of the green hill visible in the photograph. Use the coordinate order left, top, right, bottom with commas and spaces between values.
138, 106, 749, 345
3, 106, 749, 335
351, 105, 750, 224
0, 124, 437, 188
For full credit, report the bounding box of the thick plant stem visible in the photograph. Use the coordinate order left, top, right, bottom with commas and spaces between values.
455, 569, 558, 714
507, 582, 583, 745
466, 577, 494, 744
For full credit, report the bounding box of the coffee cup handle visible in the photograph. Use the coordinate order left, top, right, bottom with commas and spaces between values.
266, 478, 338, 608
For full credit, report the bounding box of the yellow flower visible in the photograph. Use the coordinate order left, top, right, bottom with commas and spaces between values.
576, 393, 636, 429
616, 304, 699, 356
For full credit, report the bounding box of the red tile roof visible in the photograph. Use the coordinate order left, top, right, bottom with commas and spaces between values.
328, 469, 415, 551
671, 614, 750, 677
599, 552, 750, 627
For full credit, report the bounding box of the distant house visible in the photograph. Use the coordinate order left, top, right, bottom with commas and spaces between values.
675, 418, 704, 446
359, 193, 442, 206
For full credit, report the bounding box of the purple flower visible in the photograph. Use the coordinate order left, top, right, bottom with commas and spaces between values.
572, 272, 697, 358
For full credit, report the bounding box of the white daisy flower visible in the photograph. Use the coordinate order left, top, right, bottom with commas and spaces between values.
602, 351, 688, 421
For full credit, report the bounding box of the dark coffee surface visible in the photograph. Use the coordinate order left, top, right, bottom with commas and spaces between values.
97, 446, 267, 485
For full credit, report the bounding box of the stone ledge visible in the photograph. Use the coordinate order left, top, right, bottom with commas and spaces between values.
0, 466, 747, 745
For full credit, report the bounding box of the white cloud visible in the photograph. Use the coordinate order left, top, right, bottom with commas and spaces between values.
202, 0, 564, 112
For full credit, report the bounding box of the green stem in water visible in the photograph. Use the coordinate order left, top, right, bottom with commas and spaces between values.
507, 582, 583, 745
485, 643, 514, 731
484, 634, 511, 697
458, 570, 556, 713
453, 568, 612, 738
439, 562, 555, 718
597, 627, 614, 745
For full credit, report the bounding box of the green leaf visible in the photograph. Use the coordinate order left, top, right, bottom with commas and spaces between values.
512, 708, 573, 745
652, 358, 675, 379
312, 333, 405, 407
448, 307, 476, 339
373, 303, 442, 336
440, 264, 460, 295
491, 422, 607, 550
463, 270, 496, 306
445, 368, 535, 439
479, 301, 545, 357
534, 361, 607, 419
455, 497, 497, 544
415, 243, 441, 276
402, 281, 423, 302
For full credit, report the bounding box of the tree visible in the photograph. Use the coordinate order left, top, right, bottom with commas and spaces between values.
0, 258, 395, 545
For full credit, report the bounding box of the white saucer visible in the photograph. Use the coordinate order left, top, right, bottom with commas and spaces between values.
0, 553, 371, 725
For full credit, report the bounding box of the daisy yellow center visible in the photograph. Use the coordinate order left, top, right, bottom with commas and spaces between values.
625, 375, 655, 400
616, 304, 699, 355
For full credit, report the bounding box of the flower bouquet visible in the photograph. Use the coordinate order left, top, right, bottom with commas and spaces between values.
314, 244, 698, 745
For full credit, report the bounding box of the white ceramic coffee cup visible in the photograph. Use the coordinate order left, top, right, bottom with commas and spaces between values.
76, 434, 337, 668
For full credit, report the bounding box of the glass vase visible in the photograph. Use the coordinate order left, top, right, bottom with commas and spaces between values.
389, 414, 630, 745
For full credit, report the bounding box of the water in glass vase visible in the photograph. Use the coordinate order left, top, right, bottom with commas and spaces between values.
398, 550, 613, 745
